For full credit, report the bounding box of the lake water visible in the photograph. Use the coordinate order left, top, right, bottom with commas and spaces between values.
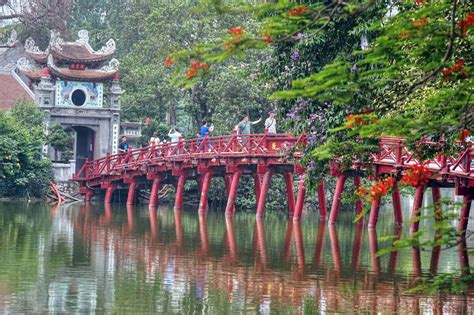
0, 191, 473, 314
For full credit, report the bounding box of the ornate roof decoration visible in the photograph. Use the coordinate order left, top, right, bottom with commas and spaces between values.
24, 37, 49, 64
47, 54, 117, 82
100, 58, 119, 72
6, 30, 18, 47
49, 29, 116, 63
17, 57, 37, 71
16, 57, 43, 80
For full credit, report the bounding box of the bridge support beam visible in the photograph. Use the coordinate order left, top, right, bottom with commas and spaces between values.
368, 197, 381, 229
224, 175, 235, 214
256, 170, 273, 218
317, 181, 327, 220
198, 172, 212, 213
85, 190, 94, 202
430, 187, 442, 274
225, 172, 241, 216
80, 187, 95, 202
329, 174, 347, 224
353, 177, 363, 222
458, 193, 472, 236
149, 177, 161, 208
293, 175, 306, 222
126, 181, 138, 205
104, 185, 116, 203
174, 174, 187, 211
392, 181, 403, 227
410, 186, 425, 235
253, 174, 261, 206
283, 173, 296, 217
458, 193, 473, 275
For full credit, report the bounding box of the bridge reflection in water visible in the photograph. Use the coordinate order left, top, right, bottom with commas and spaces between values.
65, 201, 474, 314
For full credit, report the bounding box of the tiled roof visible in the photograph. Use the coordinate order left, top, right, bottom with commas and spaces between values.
48, 67, 117, 82
21, 69, 43, 81
25, 51, 48, 64
51, 43, 114, 63
0, 72, 33, 111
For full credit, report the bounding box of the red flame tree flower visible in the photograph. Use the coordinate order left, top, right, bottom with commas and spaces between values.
400, 164, 431, 187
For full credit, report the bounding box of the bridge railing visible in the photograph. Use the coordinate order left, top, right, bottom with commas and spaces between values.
375, 137, 473, 176
74, 134, 473, 181
74, 132, 308, 180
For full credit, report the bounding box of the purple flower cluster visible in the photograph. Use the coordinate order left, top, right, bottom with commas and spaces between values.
350, 65, 358, 73
286, 108, 301, 122
306, 160, 315, 171
290, 49, 300, 62
308, 113, 324, 123
298, 100, 307, 109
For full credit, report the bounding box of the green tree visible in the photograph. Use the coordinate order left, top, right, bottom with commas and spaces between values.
0, 100, 52, 198
47, 125, 74, 162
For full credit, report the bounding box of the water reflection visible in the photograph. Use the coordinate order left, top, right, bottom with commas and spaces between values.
0, 201, 473, 313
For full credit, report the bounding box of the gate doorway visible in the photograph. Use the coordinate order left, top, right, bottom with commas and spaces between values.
74, 126, 95, 172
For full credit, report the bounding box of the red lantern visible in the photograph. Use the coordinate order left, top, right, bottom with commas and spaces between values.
144, 117, 151, 125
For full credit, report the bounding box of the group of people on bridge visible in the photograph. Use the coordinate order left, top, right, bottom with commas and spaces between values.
118, 111, 278, 153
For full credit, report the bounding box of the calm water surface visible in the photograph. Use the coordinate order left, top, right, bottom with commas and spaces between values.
0, 191, 473, 314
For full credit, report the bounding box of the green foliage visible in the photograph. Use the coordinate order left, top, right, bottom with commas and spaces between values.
0, 101, 52, 198
47, 125, 74, 162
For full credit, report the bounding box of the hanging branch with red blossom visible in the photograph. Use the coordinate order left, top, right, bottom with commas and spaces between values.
457, 12, 474, 36
186, 61, 209, 79
400, 164, 431, 187
356, 177, 396, 203
442, 59, 469, 81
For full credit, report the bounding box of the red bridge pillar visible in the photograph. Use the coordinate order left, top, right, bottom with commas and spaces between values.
368, 197, 381, 229
283, 173, 296, 217
149, 176, 162, 208
198, 172, 213, 213
410, 186, 425, 235
354, 176, 363, 222
458, 193, 473, 236
253, 174, 261, 206
392, 181, 403, 227
430, 187, 442, 274
256, 170, 273, 218
174, 173, 187, 211
104, 184, 116, 203
225, 172, 241, 216
126, 181, 138, 205
329, 174, 347, 224
293, 175, 306, 221
317, 181, 327, 220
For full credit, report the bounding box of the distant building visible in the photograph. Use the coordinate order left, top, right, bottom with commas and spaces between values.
14, 29, 140, 181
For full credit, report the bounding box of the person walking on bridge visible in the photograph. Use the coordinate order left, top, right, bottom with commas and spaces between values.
200, 121, 214, 152
235, 114, 261, 135
168, 127, 182, 155
264, 110, 277, 134
149, 132, 160, 146
235, 114, 261, 153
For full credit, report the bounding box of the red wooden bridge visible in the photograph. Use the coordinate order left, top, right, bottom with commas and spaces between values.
74, 132, 474, 230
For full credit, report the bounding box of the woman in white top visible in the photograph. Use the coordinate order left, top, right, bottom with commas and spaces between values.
264, 110, 277, 134
149, 132, 161, 146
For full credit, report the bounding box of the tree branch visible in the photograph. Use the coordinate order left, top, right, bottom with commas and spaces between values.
0, 13, 22, 20
405, 0, 458, 94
